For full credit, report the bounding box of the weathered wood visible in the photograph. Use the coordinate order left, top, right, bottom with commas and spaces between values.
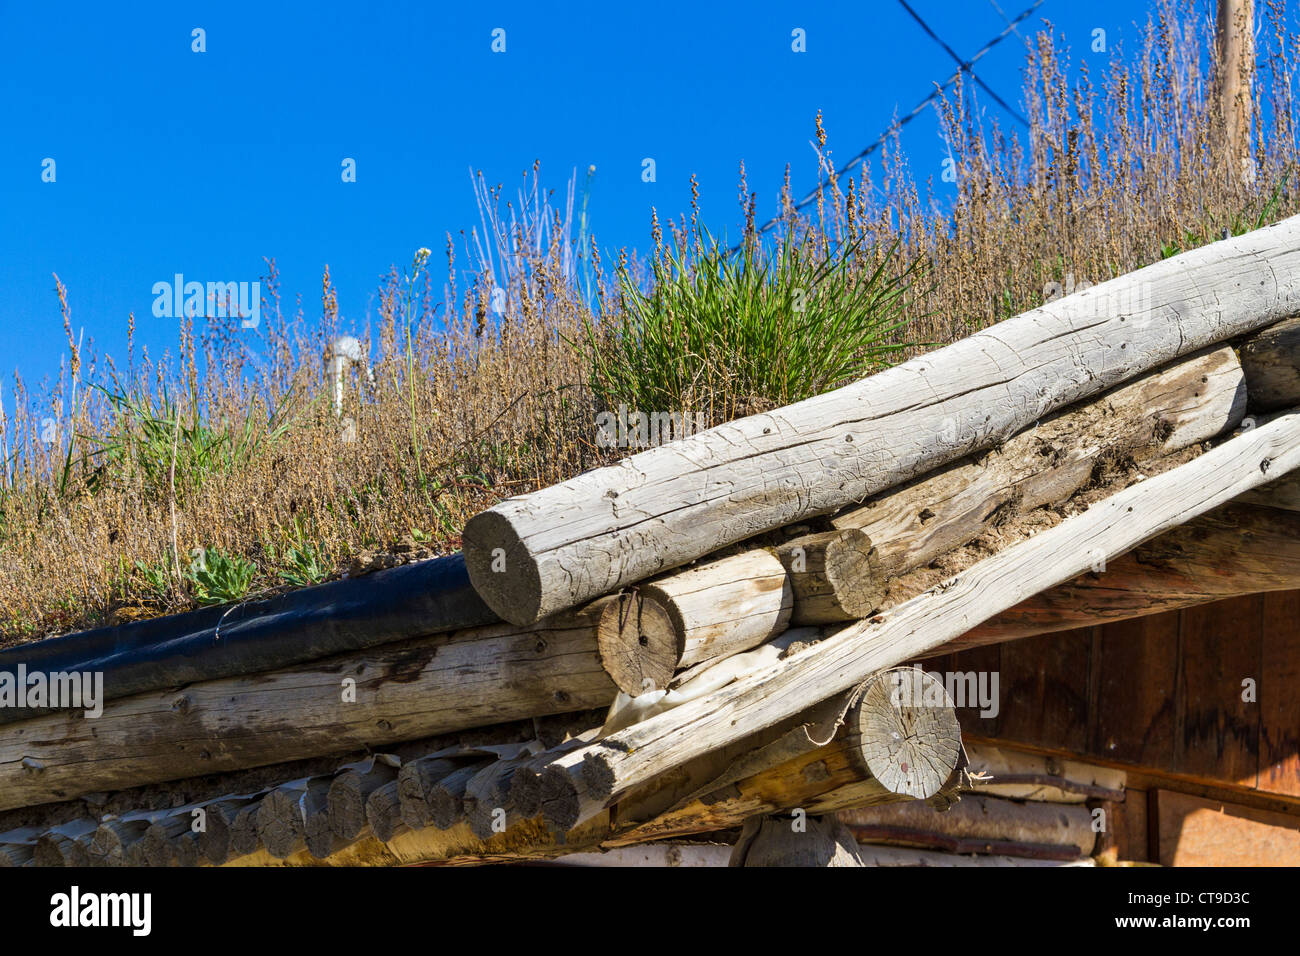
772, 530, 885, 624
963, 744, 1126, 803
194, 799, 252, 866
1175, 594, 1261, 787
0, 613, 617, 812
230, 803, 261, 858
1260, 590, 1300, 797
833, 346, 1245, 578
536, 412, 1300, 831
609, 669, 964, 845
0, 844, 34, 866
464, 754, 540, 839
428, 760, 492, 831
729, 815, 864, 867
258, 782, 314, 859
33, 823, 94, 867
944, 503, 1300, 649
397, 757, 462, 831
364, 781, 405, 843
838, 795, 1097, 859
843, 667, 964, 799
595, 592, 680, 696
329, 758, 399, 842
641, 549, 792, 672
1241, 316, 1300, 410
87, 818, 150, 867
464, 219, 1300, 626
141, 813, 200, 867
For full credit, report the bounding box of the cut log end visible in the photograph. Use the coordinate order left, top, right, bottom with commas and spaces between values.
596, 592, 681, 695
849, 667, 963, 800
364, 781, 405, 844
776, 529, 885, 624
462, 511, 545, 625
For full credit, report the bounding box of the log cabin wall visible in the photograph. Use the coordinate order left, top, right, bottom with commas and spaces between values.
935, 590, 1300, 865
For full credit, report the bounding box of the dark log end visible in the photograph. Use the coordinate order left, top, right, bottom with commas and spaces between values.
538, 765, 582, 834
328, 773, 368, 841
365, 782, 405, 843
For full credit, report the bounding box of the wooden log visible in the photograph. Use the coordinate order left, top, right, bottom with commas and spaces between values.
772, 530, 885, 624
854, 844, 1096, 866
303, 787, 348, 860
33, 823, 94, 867
0, 612, 617, 812
536, 411, 1300, 831
729, 815, 864, 867
1241, 315, 1300, 410
329, 758, 399, 842
945, 503, 1300, 650
397, 756, 463, 831
832, 345, 1245, 578
837, 795, 1097, 859
258, 778, 336, 860
365, 781, 405, 843
428, 760, 492, 830
229, 802, 261, 858
141, 813, 200, 867
88, 818, 150, 867
609, 668, 964, 845
962, 744, 1126, 803
194, 798, 252, 866
638, 549, 792, 673
0, 844, 34, 866
465, 754, 538, 839
463, 218, 1300, 627
595, 592, 680, 696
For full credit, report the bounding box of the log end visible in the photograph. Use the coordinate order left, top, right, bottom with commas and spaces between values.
462, 511, 545, 625
596, 592, 682, 695
821, 529, 886, 620
849, 667, 963, 801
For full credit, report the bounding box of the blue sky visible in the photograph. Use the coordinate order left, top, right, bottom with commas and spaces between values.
0, 0, 1150, 393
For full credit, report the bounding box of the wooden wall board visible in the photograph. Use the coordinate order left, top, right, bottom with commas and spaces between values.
1172, 595, 1262, 788
1157, 790, 1300, 866
1260, 590, 1300, 797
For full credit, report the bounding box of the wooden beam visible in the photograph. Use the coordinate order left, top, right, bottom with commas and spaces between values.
535, 411, 1300, 832
0, 611, 618, 812
597, 550, 791, 695
941, 503, 1300, 651
462, 219, 1300, 626
838, 795, 1097, 859
833, 346, 1245, 578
